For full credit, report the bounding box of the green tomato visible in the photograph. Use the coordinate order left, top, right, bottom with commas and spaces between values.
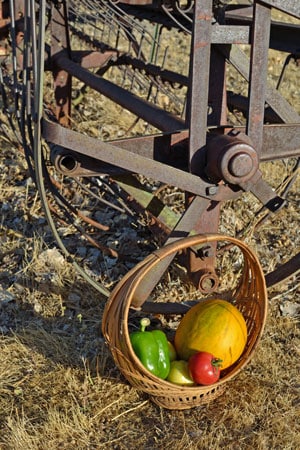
167, 341, 177, 362
166, 360, 195, 386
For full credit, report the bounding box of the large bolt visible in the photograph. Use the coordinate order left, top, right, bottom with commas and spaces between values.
228, 153, 254, 177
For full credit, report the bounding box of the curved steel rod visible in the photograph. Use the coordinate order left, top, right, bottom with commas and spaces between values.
33, 1, 110, 298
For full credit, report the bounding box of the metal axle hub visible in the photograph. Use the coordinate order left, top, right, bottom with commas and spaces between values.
205, 133, 259, 185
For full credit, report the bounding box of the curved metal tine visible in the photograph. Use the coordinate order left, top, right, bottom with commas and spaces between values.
161, 4, 191, 34
43, 166, 114, 235
71, 0, 154, 50
106, 1, 158, 46
68, 1, 186, 116
33, 1, 110, 298
175, 1, 194, 23
9, 0, 20, 118
73, 177, 129, 215
95, 177, 136, 216
68, 2, 144, 91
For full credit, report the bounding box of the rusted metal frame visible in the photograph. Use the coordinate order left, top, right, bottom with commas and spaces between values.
227, 92, 284, 124
49, 121, 300, 179
113, 2, 251, 41
222, 0, 300, 21
164, 196, 211, 245
182, 200, 221, 292
259, 124, 300, 161
207, 131, 287, 212
207, 46, 228, 128
225, 6, 300, 54
51, 131, 189, 173
186, 0, 213, 160
48, 119, 300, 220
222, 45, 300, 124
211, 24, 250, 44
53, 51, 185, 132
108, 121, 300, 163
246, 1, 272, 155
120, 1, 251, 41
211, 124, 300, 162
42, 117, 231, 201
68, 23, 250, 82
51, 0, 72, 126
50, 145, 130, 177
240, 173, 285, 212
186, 45, 228, 286
260, 0, 300, 19
184, 1, 221, 284
110, 130, 189, 161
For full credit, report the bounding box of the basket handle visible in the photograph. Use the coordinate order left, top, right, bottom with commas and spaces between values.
131, 233, 252, 308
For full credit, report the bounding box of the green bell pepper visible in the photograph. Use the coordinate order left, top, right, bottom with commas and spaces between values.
130, 318, 170, 379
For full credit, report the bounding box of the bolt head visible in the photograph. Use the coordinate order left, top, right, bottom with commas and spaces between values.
228, 153, 253, 177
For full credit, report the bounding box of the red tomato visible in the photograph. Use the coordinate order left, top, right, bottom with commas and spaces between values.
188, 352, 222, 385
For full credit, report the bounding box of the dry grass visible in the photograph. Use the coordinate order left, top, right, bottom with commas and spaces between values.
0, 5, 300, 450
0, 310, 299, 449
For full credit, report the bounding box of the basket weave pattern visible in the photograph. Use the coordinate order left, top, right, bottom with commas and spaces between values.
102, 234, 268, 410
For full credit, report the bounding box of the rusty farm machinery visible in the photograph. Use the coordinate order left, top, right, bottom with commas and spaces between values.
0, 1, 299, 300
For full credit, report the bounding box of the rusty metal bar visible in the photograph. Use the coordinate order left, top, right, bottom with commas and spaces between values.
187, 0, 212, 166
49, 123, 300, 179
53, 52, 185, 133
225, 6, 300, 54
51, 1, 72, 126
207, 46, 228, 127
247, 2, 272, 154
42, 118, 219, 200
223, 45, 300, 124
260, 124, 300, 160
211, 25, 250, 44
261, 0, 300, 19
265, 253, 300, 287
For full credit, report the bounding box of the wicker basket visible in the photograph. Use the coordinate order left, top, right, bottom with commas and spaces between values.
102, 234, 268, 410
